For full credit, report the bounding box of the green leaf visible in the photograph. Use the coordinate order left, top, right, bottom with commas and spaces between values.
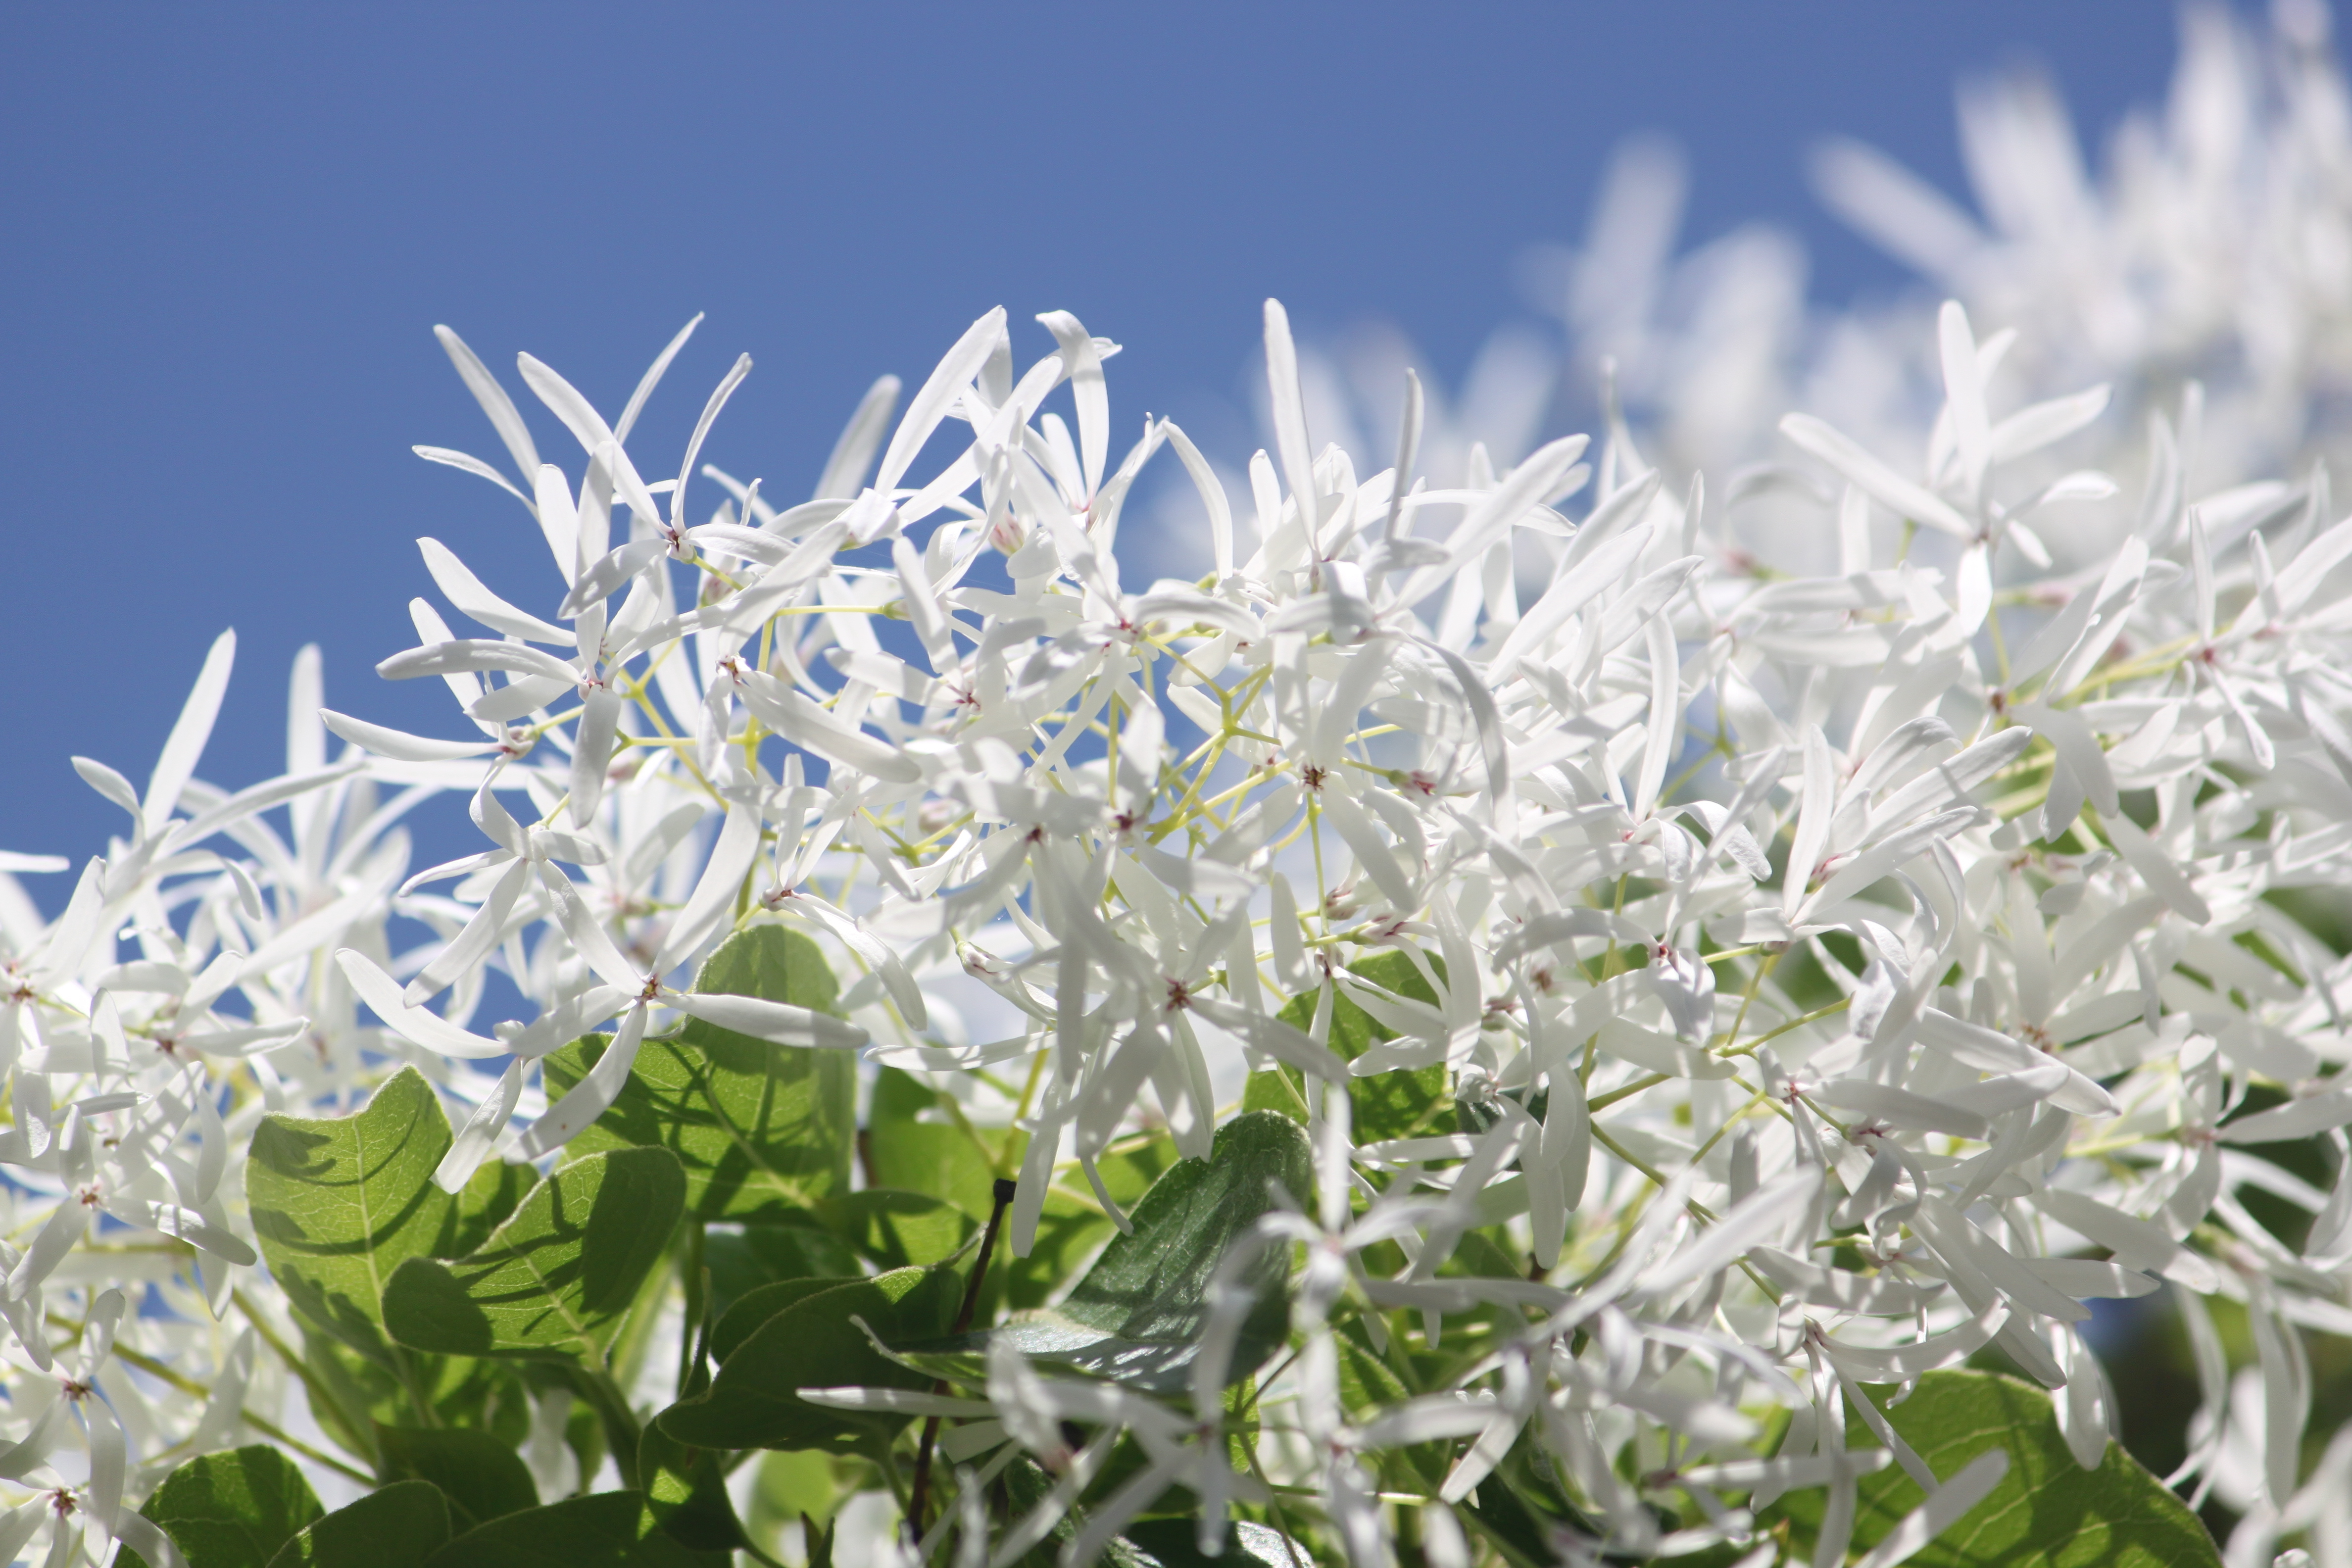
995, 1134, 1174, 1314
446, 1158, 532, 1258
542, 927, 855, 1220
910, 1112, 1311, 1393
1769, 1370, 2221, 1567
996, 1457, 1157, 1568
867, 1068, 999, 1220
418, 1492, 728, 1567
246, 1068, 465, 1359
703, 1221, 860, 1327
656, 1265, 961, 1451
996, 1189, 1114, 1312
265, 1479, 450, 1568
1251, 951, 1450, 1142
815, 1187, 971, 1267
710, 1277, 866, 1363
1060, 1111, 1308, 1342
300, 1326, 534, 1461
639, 1421, 745, 1552
121, 1446, 323, 1568
376, 1425, 539, 1529
383, 1147, 686, 1364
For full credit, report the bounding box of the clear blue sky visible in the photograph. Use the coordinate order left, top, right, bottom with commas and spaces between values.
0, 2, 2199, 881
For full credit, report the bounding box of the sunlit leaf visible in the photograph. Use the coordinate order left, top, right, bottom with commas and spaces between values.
263, 1479, 449, 1568
1767, 1370, 2220, 1567
543, 928, 855, 1219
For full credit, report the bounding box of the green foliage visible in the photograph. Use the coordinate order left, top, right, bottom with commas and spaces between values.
542, 927, 856, 1219
702, 1221, 859, 1326
907, 1111, 1311, 1393
656, 1264, 961, 1451
1767, 1370, 2221, 1567
299, 1326, 533, 1463
122, 1446, 323, 1568
816, 1187, 970, 1267
382, 1147, 685, 1364
742, 1449, 838, 1537
868, 1067, 999, 1220
638, 1421, 744, 1552
246, 1068, 512, 1361
709, 1276, 864, 1363
226, 933, 2175, 1568
1245, 950, 1451, 1140
419, 1492, 729, 1566
374, 1425, 538, 1529
247, 1068, 539, 1459
265, 1480, 450, 1568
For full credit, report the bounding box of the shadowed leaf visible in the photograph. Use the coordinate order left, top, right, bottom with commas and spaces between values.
1246, 950, 1449, 1141
376, 1425, 538, 1529
905, 1112, 1310, 1392
383, 1147, 685, 1365
418, 1491, 726, 1566
655, 1265, 960, 1451
264, 1479, 449, 1568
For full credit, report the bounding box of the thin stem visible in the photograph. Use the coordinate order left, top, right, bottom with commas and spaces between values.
1717, 996, 1852, 1060
228, 1288, 383, 1450
908, 1177, 1016, 1538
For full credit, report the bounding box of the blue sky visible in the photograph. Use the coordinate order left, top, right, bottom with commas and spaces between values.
0, 3, 2200, 882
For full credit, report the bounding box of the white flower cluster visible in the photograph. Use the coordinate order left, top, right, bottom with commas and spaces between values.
1296, 2, 2352, 577
14, 10, 2352, 1566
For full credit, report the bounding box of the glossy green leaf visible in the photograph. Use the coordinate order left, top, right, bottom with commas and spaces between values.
910, 1111, 1311, 1392
383, 1147, 685, 1364
1248, 950, 1450, 1141
1768, 1370, 2220, 1567
656, 1264, 961, 1451
639, 1421, 745, 1552
542, 927, 855, 1220
376, 1425, 538, 1529
265, 1479, 450, 1568
1058, 1110, 1308, 1340
247, 1068, 466, 1358
996, 1188, 1114, 1313
418, 1492, 728, 1567
121, 1445, 323, 1568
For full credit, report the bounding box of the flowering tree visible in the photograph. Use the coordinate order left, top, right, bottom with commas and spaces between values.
19, 13, 2352, 1568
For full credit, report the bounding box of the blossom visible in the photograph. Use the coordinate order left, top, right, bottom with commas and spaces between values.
31, 15, 2352, 1560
